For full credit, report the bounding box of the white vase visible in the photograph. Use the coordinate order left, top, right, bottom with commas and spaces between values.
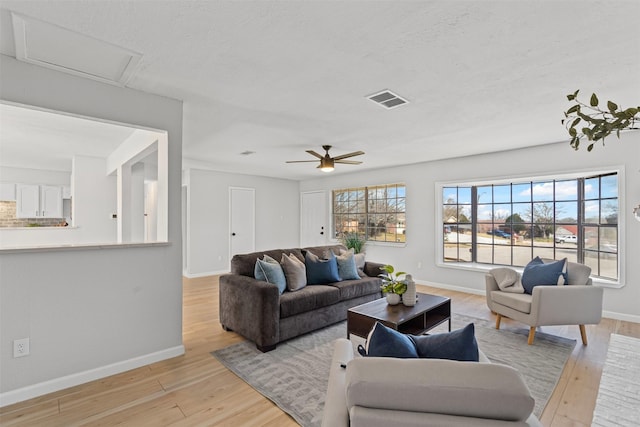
403, 274, 417, 306
386, 293, 401, 305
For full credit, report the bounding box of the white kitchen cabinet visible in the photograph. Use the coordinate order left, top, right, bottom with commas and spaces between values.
16, 184, 63, 218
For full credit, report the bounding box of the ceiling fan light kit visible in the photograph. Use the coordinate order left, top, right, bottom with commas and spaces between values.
286, 145, 364, 173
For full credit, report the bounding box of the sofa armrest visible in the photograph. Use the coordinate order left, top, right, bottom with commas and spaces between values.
219, 274, 280, 348
363, 261, 385, 278
321, 339, 354, 427
345, 358, 535, 421
530, 284, 603, 326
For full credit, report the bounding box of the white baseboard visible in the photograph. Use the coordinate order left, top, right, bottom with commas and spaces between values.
0, 345, 185, 408
183, 269, 228, 278
416, 280, 640, 324
602, 310, 640, 324
416, 280, 486, 296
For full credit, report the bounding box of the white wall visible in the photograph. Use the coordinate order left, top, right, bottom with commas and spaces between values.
0, 166, 70, 186
0, 55, 184, 405
300, 132, 640, 322
184, 168, 300, 276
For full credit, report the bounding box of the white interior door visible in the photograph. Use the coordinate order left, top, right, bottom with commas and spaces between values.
301, 191, 327, 247
230, 187, 255, 257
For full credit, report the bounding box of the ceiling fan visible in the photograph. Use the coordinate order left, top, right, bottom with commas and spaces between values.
286, 145, 364, 172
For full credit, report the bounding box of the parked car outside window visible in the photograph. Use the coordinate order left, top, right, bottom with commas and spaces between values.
555, 234, 577, 244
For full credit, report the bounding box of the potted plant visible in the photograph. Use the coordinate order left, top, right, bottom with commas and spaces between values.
341, 232, 366, 254
379, 264, 407, 305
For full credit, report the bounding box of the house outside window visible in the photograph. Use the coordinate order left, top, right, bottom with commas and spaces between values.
333, 183, 406, 243
440, 172, 619, 281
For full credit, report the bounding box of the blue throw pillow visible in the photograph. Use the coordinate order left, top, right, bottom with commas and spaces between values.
254, 255, 287, 294
305, 251, 341, 284
335, 250, 361, 280
359, 322, 418, 358
410, 323, 479, 362
521, 257, 567, 295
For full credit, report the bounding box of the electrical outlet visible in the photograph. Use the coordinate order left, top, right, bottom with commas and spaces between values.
13, 338, 30, 358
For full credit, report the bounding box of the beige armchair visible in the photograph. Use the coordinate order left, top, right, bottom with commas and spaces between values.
485, 260, 603, 345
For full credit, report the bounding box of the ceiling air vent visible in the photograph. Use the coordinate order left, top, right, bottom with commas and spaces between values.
367, 90, 409, 109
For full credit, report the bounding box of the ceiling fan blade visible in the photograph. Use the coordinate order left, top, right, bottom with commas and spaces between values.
334, 160, 363, 165
286, 160, 321, 163
305, 150, 324, 159
332, 150, 365, 161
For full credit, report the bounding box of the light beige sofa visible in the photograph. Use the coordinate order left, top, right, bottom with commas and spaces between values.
322, 338, 542, 427
485, 259, 603, 345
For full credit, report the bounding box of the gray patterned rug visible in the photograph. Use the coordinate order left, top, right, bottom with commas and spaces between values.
211, 314, 575, 427
592, 334, 640, 427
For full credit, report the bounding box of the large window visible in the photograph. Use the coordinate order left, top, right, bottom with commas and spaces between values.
333, 183, 406, 243
441, 172, 619, 281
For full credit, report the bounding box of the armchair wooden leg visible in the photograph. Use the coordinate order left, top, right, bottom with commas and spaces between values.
579, 324, 588, 345
527, 327, 536, 345
495, 314, 502, 330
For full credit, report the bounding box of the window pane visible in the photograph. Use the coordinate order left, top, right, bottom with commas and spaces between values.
585, 177, 599, 199
458, 205, 471, 222
494, 185, 511, 203
584, 200, 599, 223
555, 180, 577, 201
533, 202, 553, 223
494, 204, 511, 222
477, 244, 493, 264
513, 246, 532, 266
601, 174, 617, 198
532, 181, 553, 201
602, 200, 618, 224
458, 187, 471, 204
477, 186, 492, 203
556, 201, 577, 222
533, 246, 555, 260
477, 204, 492, 221
443, 187, 457, 204
512, 183, 531, 203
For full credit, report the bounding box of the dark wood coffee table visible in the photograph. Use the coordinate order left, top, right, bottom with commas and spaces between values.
347, 292, 451, 339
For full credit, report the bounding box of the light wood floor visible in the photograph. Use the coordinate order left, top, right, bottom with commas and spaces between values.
1, 276, 638, 426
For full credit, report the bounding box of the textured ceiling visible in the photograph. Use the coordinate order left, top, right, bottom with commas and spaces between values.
0, 1, 638, 179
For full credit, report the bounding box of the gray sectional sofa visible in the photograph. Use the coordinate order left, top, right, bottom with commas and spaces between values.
219, 244, 384, 352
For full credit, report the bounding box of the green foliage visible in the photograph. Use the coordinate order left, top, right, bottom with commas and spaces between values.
504, 213, 526, 234
563, 90, 639, 151
341, 232, 366, 254
378, 264, 407, 295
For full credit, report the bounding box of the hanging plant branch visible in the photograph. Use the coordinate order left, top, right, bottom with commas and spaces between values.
562, 90, 639, 151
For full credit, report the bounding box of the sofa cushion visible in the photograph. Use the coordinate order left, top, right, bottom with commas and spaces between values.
522, 257, 567, 294
279, 285, 341, 318
280, 253, 307, 292
360, 322, 418, 358
345, 358, 535, 421
329, 277, 381, 300
566, 261, 592, 286
335, 250, 361, 280
491, 290, 532, 314
305, 251, 341, 285
231, 248, 304, 277
410, 323, 479, 362
254, 255, 287, 294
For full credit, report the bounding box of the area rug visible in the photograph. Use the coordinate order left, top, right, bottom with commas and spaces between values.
212, 314, 575, 427
592, 334, 640, 427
